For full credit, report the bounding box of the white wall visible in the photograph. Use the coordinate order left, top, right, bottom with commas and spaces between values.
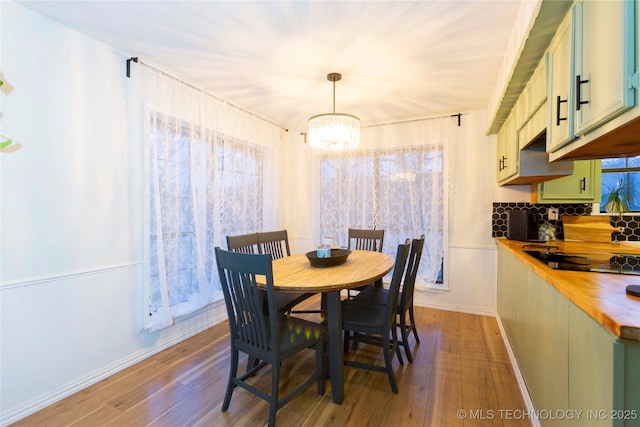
0, 3, 226, 424
413, 110, 531, 315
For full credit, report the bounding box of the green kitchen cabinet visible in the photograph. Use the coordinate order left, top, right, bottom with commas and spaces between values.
497, 245, 640, 426
568, 303, 619, 427
537, 159, 601, 203
547, 8, 574, 152
547, 0, 636, 156
496, 112, 519, 183
573, 0, 636, 137
497, 247, 569, 425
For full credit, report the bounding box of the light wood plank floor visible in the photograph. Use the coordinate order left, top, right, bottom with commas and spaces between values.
13, 296, 531, 426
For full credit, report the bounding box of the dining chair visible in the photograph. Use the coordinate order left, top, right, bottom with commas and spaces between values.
348, 228, 385, 252
215, 247, 326, 427
226, 232, 260, 254
346, 228, 385, 298
258, 230, 316, 314
227, 231, 311, 315
257, 229, 291, 260
352, 235, 425, 362
341, 240, 411, 394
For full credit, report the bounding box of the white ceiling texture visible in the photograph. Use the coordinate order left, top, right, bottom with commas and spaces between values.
19, 0, 522, 134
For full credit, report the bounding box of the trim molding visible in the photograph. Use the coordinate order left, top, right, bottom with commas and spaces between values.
414, 297, 496, 317
0, 262, 144, 290
1, 302, 227, 426
448, 244, 497, 251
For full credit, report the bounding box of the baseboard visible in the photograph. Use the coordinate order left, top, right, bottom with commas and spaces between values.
494, 314, 540, 427
414, 297, 497, 317
1, 303, 228, 426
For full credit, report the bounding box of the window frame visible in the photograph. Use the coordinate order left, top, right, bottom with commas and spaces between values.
597, 155, 640, 214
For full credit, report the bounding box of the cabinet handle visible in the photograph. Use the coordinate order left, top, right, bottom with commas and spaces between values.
556, 95, 567, 125
576, 75, 589, 111
498, 157, 503, 171
580, 177, 586, 192
502, 156, 507, 170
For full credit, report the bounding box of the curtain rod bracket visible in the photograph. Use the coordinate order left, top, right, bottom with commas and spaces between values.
126, 57, 139, 78
451, 113, 462, 127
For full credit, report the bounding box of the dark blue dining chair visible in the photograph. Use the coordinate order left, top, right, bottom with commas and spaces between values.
215, 247, 326, 427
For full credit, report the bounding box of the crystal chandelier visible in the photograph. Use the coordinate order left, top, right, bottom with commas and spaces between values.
308, 73, 360, 151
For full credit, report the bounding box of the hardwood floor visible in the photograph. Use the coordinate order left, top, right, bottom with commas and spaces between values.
14, 296, 531, 426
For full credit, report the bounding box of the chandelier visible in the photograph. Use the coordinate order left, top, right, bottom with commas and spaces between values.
308, 73, 360, 151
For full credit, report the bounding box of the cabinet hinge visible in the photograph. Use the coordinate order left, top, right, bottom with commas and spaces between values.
628, 71, 639, 90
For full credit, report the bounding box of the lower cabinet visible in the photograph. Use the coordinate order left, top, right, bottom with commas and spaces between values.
497, 246, 640, 427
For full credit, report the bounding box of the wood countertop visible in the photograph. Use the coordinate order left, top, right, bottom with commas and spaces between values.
496, 239, 640, 341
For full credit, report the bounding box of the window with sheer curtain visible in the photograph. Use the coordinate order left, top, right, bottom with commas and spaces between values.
316, 116, 455, 289
138, 63, 283, 331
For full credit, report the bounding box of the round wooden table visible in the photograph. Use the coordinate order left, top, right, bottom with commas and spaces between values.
270, 250, 395, 404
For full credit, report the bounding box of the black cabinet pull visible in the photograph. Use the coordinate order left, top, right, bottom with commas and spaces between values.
580, 177, 586, 192
502, 156, 507, 170
498, 157, 503, 171
556, 95, 567, 125
576, 75, 589, 111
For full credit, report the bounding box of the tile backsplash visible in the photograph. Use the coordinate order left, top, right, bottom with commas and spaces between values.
492, 202, 640, 242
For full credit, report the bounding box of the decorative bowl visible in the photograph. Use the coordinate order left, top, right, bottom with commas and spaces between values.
305, 248, 351, 268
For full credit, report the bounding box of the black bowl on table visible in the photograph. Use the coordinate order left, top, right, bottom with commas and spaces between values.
305, 248, 351, 268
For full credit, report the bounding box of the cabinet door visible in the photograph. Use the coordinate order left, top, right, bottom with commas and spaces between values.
496, 113, 519, 183
538, 160, 602, 203
568, 303, 619, 427
573, 0, 636, 136
547, 10, 574, 152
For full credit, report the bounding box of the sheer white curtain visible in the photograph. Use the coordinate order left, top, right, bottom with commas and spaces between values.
314, 116, 458, 288
136, 64, 285, 331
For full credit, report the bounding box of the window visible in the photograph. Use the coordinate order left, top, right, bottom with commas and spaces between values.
148, 113, 266, 330
600, 155, 640, 213
318, 145, 444, 286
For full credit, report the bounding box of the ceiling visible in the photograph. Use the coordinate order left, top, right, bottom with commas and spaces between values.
20, 0, 523, 134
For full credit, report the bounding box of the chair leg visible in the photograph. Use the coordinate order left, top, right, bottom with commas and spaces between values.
222, 349, 239, 411
399, 311, 413, 363
343, 330, 351, 354
247, 356, 260, 375
409, 305, 420, 343
268, 362, 280, 427
382, 334, 399, 394
391, 322, 404, 366
316, 339, 326, 395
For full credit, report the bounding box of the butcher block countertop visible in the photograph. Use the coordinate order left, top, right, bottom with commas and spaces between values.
496, 238, 640, 341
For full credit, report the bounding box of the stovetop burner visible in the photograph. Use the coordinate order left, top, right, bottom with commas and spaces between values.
524, 250, 640, 276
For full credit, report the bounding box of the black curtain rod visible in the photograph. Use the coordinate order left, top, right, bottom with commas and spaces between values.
363, 112, 463, 128
124, 56, 286, 130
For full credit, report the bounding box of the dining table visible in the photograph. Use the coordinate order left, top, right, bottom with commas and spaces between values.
267, 249, 395, 404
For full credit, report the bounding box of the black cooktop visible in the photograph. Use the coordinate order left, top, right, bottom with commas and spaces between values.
524, 250, 640, 276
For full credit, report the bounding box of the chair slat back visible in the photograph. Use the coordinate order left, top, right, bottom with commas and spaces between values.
215, 247, 275, 353
258, 230, 291, 260
384, 240, 411, 327
400, 235, 425, 309
348, 228, 384, 252
226, 233, 260, 254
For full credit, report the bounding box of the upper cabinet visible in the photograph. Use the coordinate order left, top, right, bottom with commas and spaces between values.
547, 10, 574, 152
548, 0, 640, 161
496, 112, 519, 183
536, 159, 601, 204
572, 0, 636, 137
496, 58, 573, 186
489, 0, 640, 163
548, 0, 636, 155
